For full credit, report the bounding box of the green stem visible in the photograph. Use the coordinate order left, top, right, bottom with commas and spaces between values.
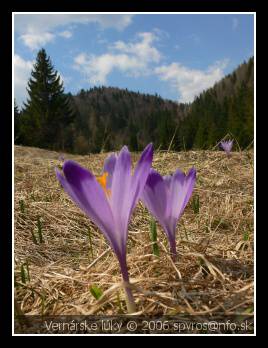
123, 280, 137, 314
120, 258, 136, 313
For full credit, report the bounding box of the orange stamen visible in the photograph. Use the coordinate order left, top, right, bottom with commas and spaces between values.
96, 172, 111, 197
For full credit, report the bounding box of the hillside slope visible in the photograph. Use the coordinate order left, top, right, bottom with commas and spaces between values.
68, 57, 254, 153
15, 57, 254, 154
69, 87, 187, 153
178, 57, 254, 150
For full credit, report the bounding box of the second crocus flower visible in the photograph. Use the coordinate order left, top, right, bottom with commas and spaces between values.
141, 167, 196, 260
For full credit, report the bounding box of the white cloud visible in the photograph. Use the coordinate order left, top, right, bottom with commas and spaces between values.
14, 14, 134, 33
58, 30, 73, 39
14, 54, 34, 107
74, 53, 88, 66
74, 32, 162, 84
19, 32, 55, 50
232, 17, 239, 31
112, 32, 161, 64
74, 53, 145, 84
155, 59, 229, 103
14, 14, 134, 50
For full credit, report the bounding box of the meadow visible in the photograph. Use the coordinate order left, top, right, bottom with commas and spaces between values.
14, 145, 254, 333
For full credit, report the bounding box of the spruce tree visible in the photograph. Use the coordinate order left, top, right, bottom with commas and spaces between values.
14, 99, 21, 144
21, 48, 73, 150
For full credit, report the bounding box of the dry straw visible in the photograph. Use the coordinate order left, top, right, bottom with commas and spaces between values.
14, 145, 254, 318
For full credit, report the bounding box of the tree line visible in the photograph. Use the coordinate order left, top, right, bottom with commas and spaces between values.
15, 49, 254, 153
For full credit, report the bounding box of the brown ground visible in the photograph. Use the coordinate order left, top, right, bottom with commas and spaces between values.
14, 145, 254, 330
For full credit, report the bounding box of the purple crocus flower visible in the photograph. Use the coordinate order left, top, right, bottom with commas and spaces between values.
141, 167, 196, 260
58, 154, 65, 162
56, 143, 153, 312
220, 140, 233, 156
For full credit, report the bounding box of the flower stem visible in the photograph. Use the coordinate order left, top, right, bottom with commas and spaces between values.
123, 280, 136, 314
165, 228, 177, 262
170, 239, 177, 262
120, 259, 136, 314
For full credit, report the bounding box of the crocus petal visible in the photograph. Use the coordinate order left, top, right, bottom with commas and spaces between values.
181, 168, 196, 211
110, 146, 132, 243
129, 143, 154, 217
141, 168, 167, 227
56, 168, 85, 211
220, 140, 233, 154
103, 153, 117, 189
56, 160, 122, 257
168, 169, 186, 214
163, 175, 172, 190
169, 168, 196, 232
168, 169, 187, 232
227, 141, 233, 152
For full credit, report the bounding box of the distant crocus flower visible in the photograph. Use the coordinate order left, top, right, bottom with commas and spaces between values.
220, 140, 233, 156
58, 154, 65, 162
141, 168, 196, 260
56, 144, 153, 313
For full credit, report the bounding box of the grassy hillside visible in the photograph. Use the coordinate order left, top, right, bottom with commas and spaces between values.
14, 146, 254, 333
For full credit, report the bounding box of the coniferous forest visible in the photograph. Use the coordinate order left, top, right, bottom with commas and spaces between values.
15, 49, 254, 154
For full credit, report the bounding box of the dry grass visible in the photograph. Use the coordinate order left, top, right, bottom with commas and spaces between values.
14, 146, 254, 323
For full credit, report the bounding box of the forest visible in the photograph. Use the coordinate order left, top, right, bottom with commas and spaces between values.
14, 49, 254, 154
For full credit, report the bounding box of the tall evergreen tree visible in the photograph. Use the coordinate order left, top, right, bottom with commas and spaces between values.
20, 48, 73, 150
14, 99, 21, 144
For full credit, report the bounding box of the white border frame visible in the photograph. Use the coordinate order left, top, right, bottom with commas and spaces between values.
12, 11, 256, 336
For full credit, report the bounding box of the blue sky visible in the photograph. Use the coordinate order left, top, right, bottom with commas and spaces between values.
14, 13, 254, 107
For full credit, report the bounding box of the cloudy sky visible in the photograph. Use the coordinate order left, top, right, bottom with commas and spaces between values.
14, 13, 254, 107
